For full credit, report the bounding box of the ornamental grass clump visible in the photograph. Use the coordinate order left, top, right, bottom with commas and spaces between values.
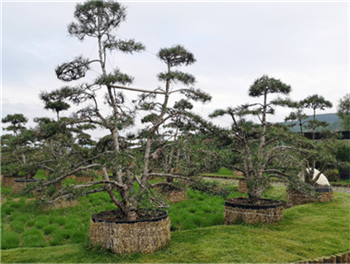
1, 231, 20, 249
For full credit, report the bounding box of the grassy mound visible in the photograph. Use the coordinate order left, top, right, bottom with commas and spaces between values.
1, 186, 349, 263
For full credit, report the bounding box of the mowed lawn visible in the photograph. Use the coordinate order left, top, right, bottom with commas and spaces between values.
1, 189, 349, 263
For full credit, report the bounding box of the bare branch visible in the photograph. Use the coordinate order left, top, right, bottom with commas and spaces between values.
43, 164, 100, 186
148, 182, 182, 189
110, 84, 166, 94
148, 173, 191, 181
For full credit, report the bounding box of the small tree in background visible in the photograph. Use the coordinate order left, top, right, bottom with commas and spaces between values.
337, 93, 350, 131
284, 101, 308, 135
297, 94, 336, 183
40, 89, 71, 121
301, 94, 333, 141
1, 114, 39, 178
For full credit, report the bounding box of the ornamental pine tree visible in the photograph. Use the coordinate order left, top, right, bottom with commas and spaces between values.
301, 94, 333, 141
36, 1, 210, 221
210, 75, 315, 202
336, 93, 350, 131
1, 114, 39, 178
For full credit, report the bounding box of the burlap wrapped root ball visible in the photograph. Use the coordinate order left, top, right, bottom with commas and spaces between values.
89, 211, 171, 254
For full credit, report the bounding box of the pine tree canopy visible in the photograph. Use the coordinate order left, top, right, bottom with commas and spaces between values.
249, 75, 291, 97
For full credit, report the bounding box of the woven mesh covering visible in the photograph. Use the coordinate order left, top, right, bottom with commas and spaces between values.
238, 179, 247, 193
161, 189, 187, 203
225, 198, 284, 224
287, 190, 334, 207
42, 199, 78, 211
12, 179, 41, 193
75, 176, 93, 183
2, 176, 25, 187
89, 211, 171, 254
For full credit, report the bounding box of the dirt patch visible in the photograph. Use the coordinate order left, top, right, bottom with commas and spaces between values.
93, 209, 166, 222
1, 197, 35, 205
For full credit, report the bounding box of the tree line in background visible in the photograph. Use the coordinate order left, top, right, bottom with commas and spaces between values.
1, 0, 349, 220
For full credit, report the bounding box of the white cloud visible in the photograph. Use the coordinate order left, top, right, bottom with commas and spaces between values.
1, 1, 348, 135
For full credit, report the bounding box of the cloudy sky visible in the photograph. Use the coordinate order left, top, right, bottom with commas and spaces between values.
1, 0, 348, 139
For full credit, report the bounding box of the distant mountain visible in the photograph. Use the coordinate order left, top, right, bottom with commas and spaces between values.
283, 113, 343, 132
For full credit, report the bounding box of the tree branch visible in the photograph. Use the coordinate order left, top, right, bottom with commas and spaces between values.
110, 84, 166, 94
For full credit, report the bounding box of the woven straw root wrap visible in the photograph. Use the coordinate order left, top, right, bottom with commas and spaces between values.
225, 199, 284, 225
238, 179, 247, 193
12, 179, 42, 193
75, 176, 93, 184
12, 181, 32, 193
42, 199, 79, 211
89, 213, 171, 254
161, 189, 187, 203
287, 190, 334, 207
2, 176, 24, 187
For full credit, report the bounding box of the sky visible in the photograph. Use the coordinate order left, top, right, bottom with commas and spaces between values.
1, 0, 348, 139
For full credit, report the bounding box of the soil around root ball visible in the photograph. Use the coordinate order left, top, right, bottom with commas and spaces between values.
226, 197, 282, 206
92, 209, 167, 222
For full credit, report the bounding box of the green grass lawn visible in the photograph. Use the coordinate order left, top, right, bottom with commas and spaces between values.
202, 167, 283, 182
331, 179, 350, 185
1, 182, 349, 263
